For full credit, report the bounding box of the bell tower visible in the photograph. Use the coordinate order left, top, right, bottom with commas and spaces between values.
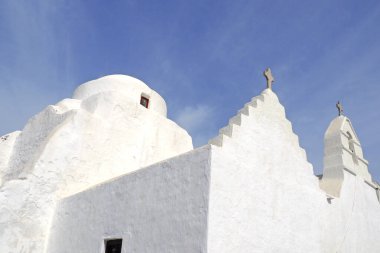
320, 114, 372, 197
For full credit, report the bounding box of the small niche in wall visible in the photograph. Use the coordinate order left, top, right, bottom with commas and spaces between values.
140, 95, 150, 108
105, 238, 122, 253
347, 132, 355, 153
347, 131, 359, 164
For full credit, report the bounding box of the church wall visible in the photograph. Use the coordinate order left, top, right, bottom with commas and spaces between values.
205, 92, 326, 253
2, 74, 380, 253
46, 146, 211, 253
206, 134, 380, 253
321, 170, 380, 253
0, 75, 193, 253
205, 89, 380, 253
207, 148, 326, 253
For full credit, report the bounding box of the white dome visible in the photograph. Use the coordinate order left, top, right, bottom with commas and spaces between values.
72, 75, 167, 117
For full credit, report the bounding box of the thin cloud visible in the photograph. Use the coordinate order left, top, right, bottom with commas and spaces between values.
0, 1, 379, 182
174, 105, 215, 147
0, 1, 77, 135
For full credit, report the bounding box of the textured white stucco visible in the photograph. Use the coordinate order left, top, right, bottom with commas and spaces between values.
321, 116, 372, 197
321, 170, 380, 253
46, 147, 211, 253
0, 75, 192, 253
1, 75, 379, 253
0, 131, 20, 186
207, 89, 325, 252
73, 75, 167, 117
207, 89, 380, 252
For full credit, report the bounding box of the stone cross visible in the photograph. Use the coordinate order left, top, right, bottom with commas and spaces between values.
336, 101, 343, 116
263, 68, 275, 90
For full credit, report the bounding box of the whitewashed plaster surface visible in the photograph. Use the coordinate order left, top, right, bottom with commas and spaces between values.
46, 146, 211, 253
45, 88, 380, 253
207, 89, 380, 253
0, 131, 20, 186
321, 116, 373, 197
321, 170, 380, 253
207, 89, 326, 253
1, 76, 379, 253
0, 75, 192, 253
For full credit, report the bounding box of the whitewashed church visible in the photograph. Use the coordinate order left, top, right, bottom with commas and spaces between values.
0, 70, 379, 253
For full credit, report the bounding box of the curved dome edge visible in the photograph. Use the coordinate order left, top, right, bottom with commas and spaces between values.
72, 74, 167, 117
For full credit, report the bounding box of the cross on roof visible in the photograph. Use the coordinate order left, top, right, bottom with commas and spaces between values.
263, 68, 274, 90
336, 101, 344, 116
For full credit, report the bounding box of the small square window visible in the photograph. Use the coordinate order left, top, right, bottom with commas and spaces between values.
140, 96, 149, 108
105, 239, 122, 253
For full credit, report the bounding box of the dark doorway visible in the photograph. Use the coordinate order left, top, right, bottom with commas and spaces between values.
105, 239, 122, 253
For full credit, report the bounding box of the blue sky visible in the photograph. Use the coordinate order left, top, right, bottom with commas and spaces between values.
0, 0, 379, 181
